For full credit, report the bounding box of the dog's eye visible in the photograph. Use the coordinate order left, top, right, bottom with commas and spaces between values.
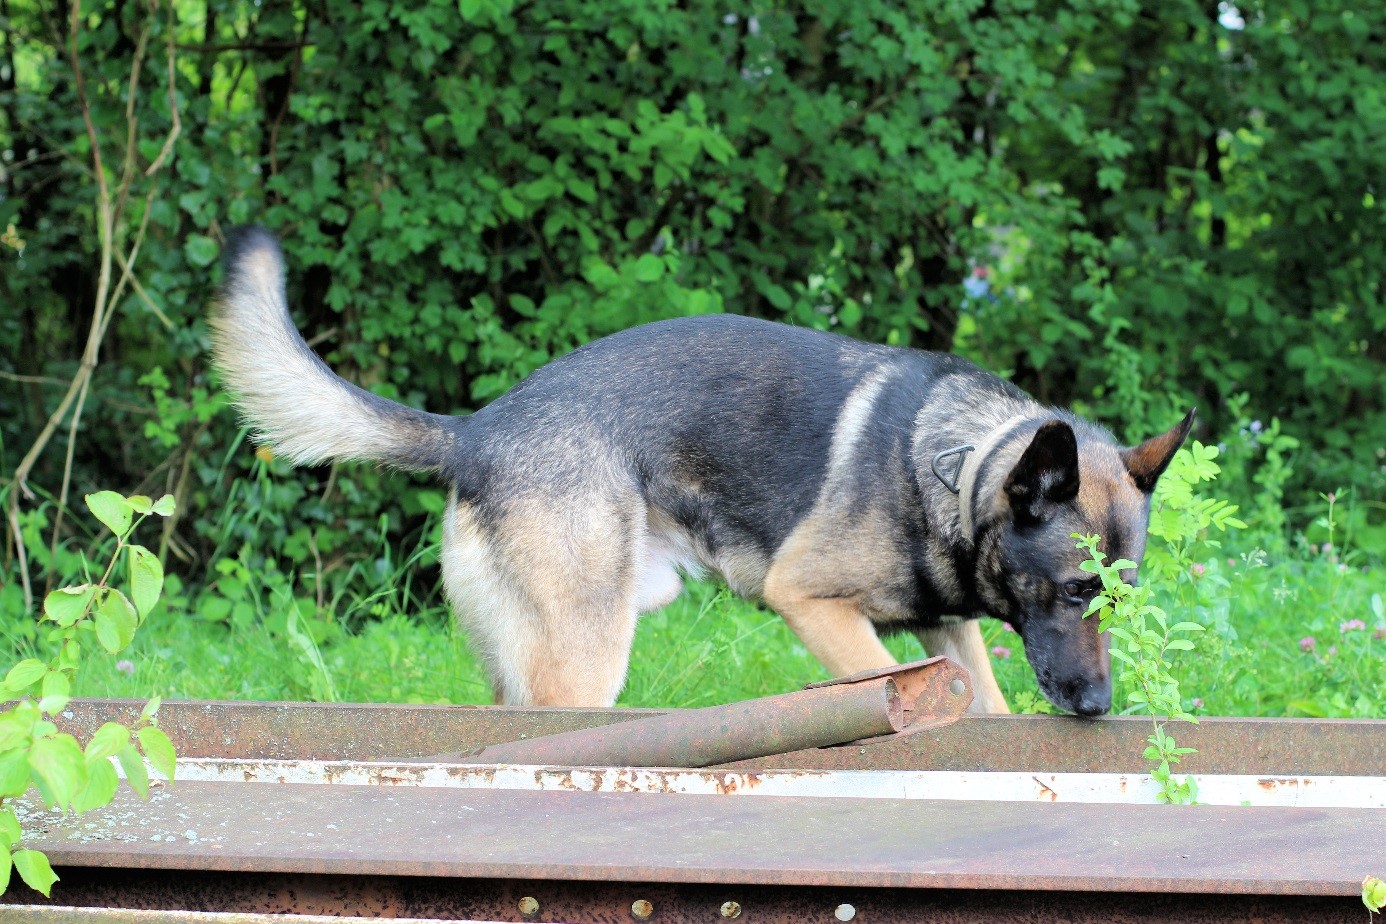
1061, 580, 1093, 603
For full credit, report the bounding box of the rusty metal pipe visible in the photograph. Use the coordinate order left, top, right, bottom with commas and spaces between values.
414, 657, 971, 767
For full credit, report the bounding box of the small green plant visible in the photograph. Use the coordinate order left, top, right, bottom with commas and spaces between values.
0, 492, 178, 896
1074, 533, 1203, 804
1365, 875, 1385, 919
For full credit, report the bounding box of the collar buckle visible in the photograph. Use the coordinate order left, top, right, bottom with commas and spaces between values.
930, 444, 974, 495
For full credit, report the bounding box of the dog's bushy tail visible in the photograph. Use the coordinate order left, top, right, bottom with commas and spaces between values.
209, 226, 457, 472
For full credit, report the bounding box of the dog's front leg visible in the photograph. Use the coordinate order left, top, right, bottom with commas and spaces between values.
915, 621, 1011, 714
762, 586, 898, 678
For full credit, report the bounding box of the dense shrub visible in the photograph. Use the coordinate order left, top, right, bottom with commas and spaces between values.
2, 0, 1382, 610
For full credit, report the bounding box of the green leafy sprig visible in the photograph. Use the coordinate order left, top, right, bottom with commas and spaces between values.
0, 492, 178, 896
1074, 532, 1203, 805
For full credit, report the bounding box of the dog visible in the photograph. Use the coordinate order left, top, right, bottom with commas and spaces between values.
210, 227, 1192, 715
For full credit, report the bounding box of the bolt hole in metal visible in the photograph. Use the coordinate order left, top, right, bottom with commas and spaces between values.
835, 902, 857, 921
518, 895, 540, 916
949, 678, 966, 696
631, 898, 654, 919
720, 900, 742, 918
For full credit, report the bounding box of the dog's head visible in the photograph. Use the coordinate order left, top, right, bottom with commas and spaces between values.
979, 410, 1195, 716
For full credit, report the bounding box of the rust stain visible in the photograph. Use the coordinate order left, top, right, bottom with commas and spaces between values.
1033, 776, 1059, 802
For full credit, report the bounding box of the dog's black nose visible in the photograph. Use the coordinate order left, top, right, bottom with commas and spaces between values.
1054, 674, 1112, 716
1071, 680, 1112, 716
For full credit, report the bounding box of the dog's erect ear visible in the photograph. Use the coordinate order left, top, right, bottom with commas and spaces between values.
1004, 420, 1080, 524
1122, 408, 1196, 493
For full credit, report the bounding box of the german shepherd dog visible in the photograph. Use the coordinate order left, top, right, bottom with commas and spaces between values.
211, 227, 1192, 716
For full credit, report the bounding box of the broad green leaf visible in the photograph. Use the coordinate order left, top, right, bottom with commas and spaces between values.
72, 758, 118, 815
151, 494, 176, 517
28, 735, 86, 811
0, 847, 10, 896
1364, 876, 1386, 914
3, 660, 47, 694
184, 234, 219, 267
124, 495, 153, 514
139, 696, 162, 724
0, 751, 29, 798
13, 849, 57, 897
633, 253, 663, 282
85, 491, 132, 538
117, 744, 149, 800
137, 726, 176, 782
127, 545, 164, 620
0, 809, 17, 851
37, 672, 70, 715
84, 723, 130, 761
43, 586, 94, 627
94, 590, 138, 654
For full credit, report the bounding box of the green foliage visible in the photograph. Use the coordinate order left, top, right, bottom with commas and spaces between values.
1070, 443, 1252, 803
1075, 533, 1202, 804
1365, 875, 1386, 916
3, 0, 1382, 625
0, 492, 177, 897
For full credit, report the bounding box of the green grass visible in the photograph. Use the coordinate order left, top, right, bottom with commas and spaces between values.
9, 535, 1380, 718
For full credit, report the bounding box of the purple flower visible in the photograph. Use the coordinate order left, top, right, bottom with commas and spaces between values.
990, 645, 1012, 660
1340, 619, 1366, 633
1374, 627, 1386, 641
1190, 563, 1206, 577
115, 660, 135, 676
1299, 636, 1316, 653
1191, 698, 1204, 709
1327, 646, 1338, 656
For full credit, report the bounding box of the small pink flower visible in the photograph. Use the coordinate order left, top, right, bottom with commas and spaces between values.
1299, 636, 1316, 653
1321, 542, 1333, 554
1002, 622, 1015, 633
115, 660, 135, 676
1190, 563, 1206, 577
1191, 698, 1204, 709
1227, 558, 1236, 568
1340, 619, 1367, 633
1327, 645, 1338, 656
1374, 627, 1386, 641
991, 645, 1012, 660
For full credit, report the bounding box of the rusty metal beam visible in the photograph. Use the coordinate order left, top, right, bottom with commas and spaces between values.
46, 700, 1386, 775
12, 781, 1379, 894
1, 870, 1369, 923
422, 658, 970, 767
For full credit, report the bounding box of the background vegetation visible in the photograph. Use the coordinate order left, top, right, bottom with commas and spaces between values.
1, 0, 1382, 714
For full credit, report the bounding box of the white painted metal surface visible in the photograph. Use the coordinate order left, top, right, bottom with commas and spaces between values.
159, 758, 1386, 808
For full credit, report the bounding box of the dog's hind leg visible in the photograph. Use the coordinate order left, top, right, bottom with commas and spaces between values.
916, 621, 1010, 714
440, 496, 642, 707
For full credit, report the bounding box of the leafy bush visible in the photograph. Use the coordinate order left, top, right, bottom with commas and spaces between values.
2, 0, 1381, 621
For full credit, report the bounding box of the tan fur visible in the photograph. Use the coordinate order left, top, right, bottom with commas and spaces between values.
441, 495, 642, 707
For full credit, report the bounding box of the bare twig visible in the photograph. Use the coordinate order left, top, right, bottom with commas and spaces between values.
0, 370, 69, 387
146, 0, 181, 176
114, 247, 176, 331
7, 0, 182, 612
